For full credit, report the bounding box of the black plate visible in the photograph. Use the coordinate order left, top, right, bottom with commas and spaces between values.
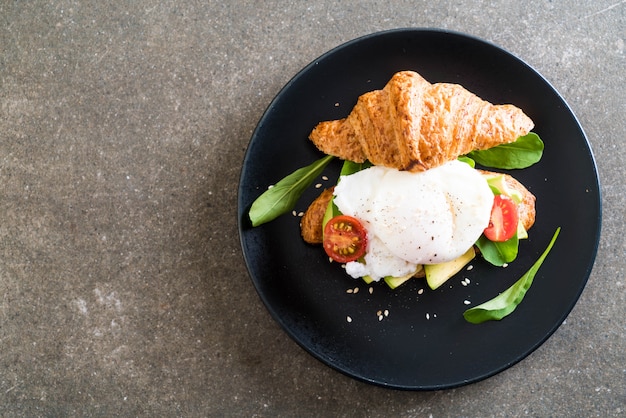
237, 29, 601, 390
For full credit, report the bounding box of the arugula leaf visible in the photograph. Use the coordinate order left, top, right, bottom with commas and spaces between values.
248, 155, 334, 227
463, 227, 561, 324
467, 133, 544, 169
475, 234, 519, 266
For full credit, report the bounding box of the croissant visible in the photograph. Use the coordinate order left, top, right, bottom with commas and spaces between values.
309, 71, 534, 171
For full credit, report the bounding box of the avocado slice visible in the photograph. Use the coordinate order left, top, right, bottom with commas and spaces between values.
424, 247, 476, 290
517, 221, 528, 239
361, 274, 375, 285
383, 265, 424, 289
483, 173, 523, 203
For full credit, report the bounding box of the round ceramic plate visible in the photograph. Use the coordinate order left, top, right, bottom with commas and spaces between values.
237, 29, 601, 390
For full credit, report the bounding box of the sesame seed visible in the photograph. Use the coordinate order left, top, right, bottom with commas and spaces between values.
315, 183, 322, 188
466, 265, 473, 271
426, 313, 430, 320
353, 287, 359, 294
335, 102, 340, 107
298, 212, 304, 217
378, 314, 383, 321
346, 289, 353, 294
322, 175, 329, 181
502, 263, 509, 268
368, 287, 373, 294
463, 300, 471, 305
268, 185, 274, 189
418, 288, 424, 295
291, 210, 297, 216
384, 309, 389, 317
347, 316, 352, 323
376, 310, 382, 316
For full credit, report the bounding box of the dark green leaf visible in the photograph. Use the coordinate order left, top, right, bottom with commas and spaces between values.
475, 234, 519, 266
322, 159, 370, 232
340, 160, 372, 176
248, 155, 334, 227
457, 155, 476, 168
467, 133, 544, 169
464, 227, 561, 324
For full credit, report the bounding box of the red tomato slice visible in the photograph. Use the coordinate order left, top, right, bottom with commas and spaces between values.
484, 195, 519, 242
323, 215, 368, 263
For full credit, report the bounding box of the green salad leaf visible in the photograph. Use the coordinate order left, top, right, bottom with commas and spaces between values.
467, 133, 544, 169
340, 159, 372, 176
248, 155, 334, 227
475, 234, 519, 266
457, 155, 476, 168
463, 227, 561, 324
322, 159, 372, 231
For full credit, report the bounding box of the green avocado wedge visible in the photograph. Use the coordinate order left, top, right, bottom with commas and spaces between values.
383, 266, 424, 289
425, 247, 476, 290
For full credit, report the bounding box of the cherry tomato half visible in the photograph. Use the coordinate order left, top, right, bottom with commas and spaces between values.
323, 215, 368, 263
484, 194, 519, 242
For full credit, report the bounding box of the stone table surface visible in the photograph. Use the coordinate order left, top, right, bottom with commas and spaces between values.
1, 1, 624, 416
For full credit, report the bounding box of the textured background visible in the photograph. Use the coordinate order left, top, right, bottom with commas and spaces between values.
1, 1, 624, 416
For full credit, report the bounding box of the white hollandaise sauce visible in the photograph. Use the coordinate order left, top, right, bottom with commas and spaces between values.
332, 160, 494, 281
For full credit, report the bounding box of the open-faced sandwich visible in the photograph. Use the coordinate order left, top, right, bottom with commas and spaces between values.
248, 70, 560, 323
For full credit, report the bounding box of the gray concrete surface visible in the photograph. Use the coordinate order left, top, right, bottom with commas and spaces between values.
1, 1, 624, 416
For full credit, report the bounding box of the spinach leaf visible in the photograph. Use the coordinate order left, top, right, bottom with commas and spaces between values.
340, 160, 372, 176
475, 234, 519, 266
467, 133, 544, 169
248, 155, 334, 227
464, 227, 561, 324
457, 155, 476, 168
323, 160, 371, 231
322, 198, 340, 231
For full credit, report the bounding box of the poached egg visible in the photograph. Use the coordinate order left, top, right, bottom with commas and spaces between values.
332, 160, 494, 281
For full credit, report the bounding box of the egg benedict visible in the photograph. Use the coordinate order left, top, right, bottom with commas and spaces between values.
332, 160, 493, 281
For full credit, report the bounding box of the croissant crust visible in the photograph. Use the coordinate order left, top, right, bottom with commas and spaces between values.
309, 71, 534, 172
